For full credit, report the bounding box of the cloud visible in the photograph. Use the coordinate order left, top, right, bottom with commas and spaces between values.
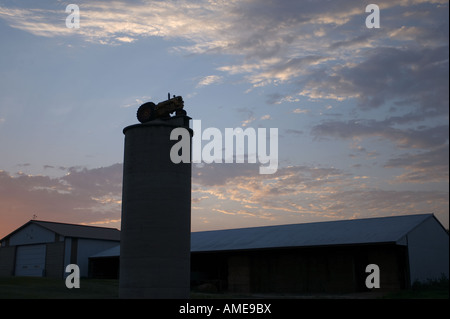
312, 120, 449, 150
285, 129, 304, 136
234, 107, 257, 127
329, 34, 376, 50
311, 118, 449, 184
115, 36, 136, 43
196, 75, 223, 88
192, 162, 449, 229
300, 46, 449, 116
292, 108, 309, 114
120, 95, 153, 108
0, 6, 70, 37
384, 144, 449, 183
1, 160, 448, 237
0, 164, 123, 238
245, 55, 333, 87
193, 163, 259, 187
1, 1, 447, 111
266, 93, 301, 105
1, 1, 222, 45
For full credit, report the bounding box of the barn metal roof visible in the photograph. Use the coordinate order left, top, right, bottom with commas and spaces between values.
33, 220, 120, 241
85, 214, 439, 258
90, 245, 120, 258
190, 214, 434, 252
1, 220, 120, 242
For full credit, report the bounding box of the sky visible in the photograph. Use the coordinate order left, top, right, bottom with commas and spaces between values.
0, 0, 448, 238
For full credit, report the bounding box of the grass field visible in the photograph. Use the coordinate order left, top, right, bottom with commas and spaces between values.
0, 277, 119, 299
382, 276, 449, 299
0, 276, 448, 299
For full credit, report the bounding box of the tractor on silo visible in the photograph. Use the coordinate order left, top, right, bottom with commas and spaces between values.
137, 93, 186, 123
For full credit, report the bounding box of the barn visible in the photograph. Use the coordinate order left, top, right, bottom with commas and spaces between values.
85, 213, 448, 293
190, 214, 449, 293
0, 220, 120, 278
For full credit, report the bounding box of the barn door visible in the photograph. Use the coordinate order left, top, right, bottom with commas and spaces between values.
15, 245, 46, 277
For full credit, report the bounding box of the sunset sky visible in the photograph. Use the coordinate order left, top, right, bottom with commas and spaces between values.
0, 0, 448, 238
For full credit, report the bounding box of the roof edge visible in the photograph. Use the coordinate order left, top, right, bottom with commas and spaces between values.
1, 219, 120, 242
0, 220, 35, 242
192, 213, 435, 235
192, 241, 400, 253
32, 220, 120, 233
392, 214, 434, 243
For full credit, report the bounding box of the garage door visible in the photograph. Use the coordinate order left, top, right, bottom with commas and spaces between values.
15, 245, 46, 277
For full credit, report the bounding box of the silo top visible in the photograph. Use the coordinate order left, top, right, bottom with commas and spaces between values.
123, 116, 192, 135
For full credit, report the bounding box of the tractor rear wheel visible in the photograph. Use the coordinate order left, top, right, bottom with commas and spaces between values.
137, 102, 156, 123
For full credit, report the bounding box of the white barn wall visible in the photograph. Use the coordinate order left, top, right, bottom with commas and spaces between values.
62, 238, 119, 277
9, 224, 55, 246
76, 239, 120, 277
407, 216, 449, 284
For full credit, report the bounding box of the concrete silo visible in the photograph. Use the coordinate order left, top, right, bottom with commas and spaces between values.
119, 96, 192, 298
